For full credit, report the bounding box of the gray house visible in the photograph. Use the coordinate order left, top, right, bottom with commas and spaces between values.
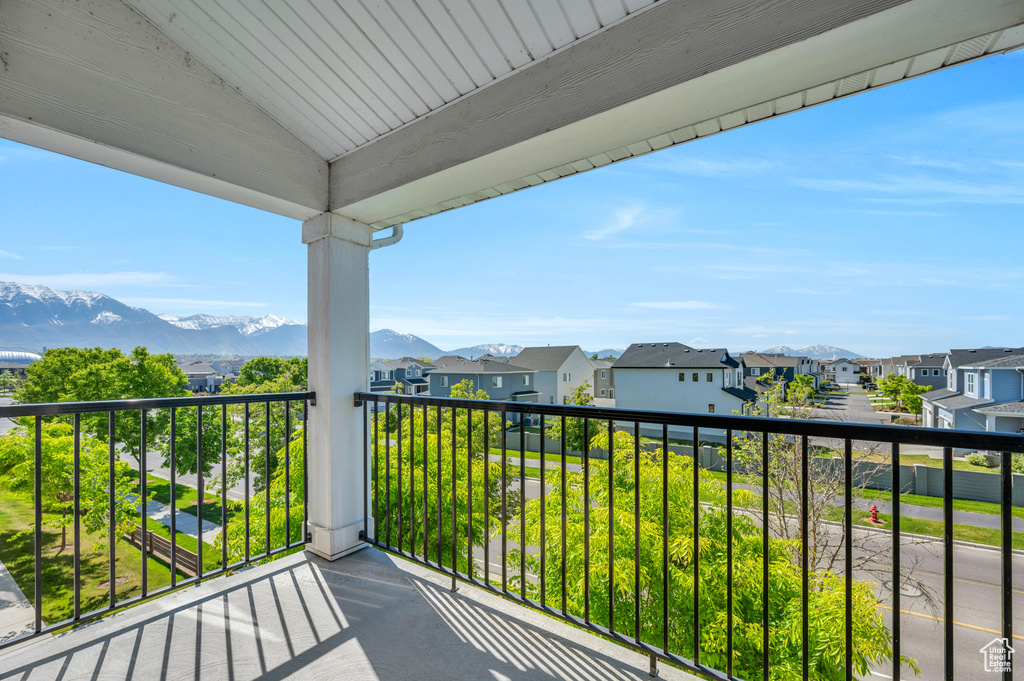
593, 358, 615, 406
906, 354, 946, 389
428, 358, 538, 404
921, 347, 1024, 432
369, 359, 397, 393
389, 357, 432, 395
510, 346, 595, 405
612, 343, 757, 430
177, 360, 223, 393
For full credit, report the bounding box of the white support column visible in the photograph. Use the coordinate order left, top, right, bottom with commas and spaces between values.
303, 212, 373, 560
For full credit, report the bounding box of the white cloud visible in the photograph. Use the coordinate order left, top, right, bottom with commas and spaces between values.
583, 204, 675, 240
0, 250, 23, 260
632, 301, 725, 310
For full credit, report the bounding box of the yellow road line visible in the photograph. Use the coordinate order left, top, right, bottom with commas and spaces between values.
878, 604, 1024, 640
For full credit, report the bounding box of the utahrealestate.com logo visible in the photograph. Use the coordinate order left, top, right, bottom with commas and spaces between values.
980, 637, 1014, 673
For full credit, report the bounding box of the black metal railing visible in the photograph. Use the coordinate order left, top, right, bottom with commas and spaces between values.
356, 391, 1024, 681
0, 391, 313, 650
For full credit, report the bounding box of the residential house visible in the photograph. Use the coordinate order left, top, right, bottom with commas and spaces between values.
612, 343, 757, 431
739, 353, 808, 391
593, 358, 615, 407
906, 354, 946, 389
389, 357, 433, 395
822, 358, 860, 384
432, 355, 468, 368
921, 347, 1024, 432
177, 361, 223, 393
510, 346, 595, 405
428, 359, 539, 408
369, 359, 397, 393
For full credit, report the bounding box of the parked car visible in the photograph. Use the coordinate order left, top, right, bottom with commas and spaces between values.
865, 382, 878, 391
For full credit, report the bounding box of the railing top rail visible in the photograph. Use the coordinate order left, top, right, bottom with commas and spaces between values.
355, 391, 1024, 453
0, 391, 316, 417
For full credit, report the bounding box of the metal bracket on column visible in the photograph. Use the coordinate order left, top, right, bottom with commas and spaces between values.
354, 396, 364, 407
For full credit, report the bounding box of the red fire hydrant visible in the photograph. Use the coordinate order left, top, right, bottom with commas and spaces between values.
870, 504, 879, 523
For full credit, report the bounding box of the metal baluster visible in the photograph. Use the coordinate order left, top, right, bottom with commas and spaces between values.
386, 397, 391, 548
608, 419, 615, 634
502, 407, 508, 593
437, 406, 442, 564
304, 400, 309, 545
483, 409, 489, 582
726, 428, 733, 678
520, 413, 526, 600
801, 435, 809, 680
845, 438, 853, 681
198, 405, 204, 577
375, 398, 380, 544
222, 404, 228, 565
467, 406, 472, 579
363, 400, 368, 543
34, 416, 42, 631
762, 431, 769, 681
398, 399, 403, 552
284, 401, 291, 548
170, 408, 177, 587
108, 411, 116, 608
423, 404, 428, 561
943, 445, 953, 681
1001, 450, 1013, 681
244, 403, 250, 563
584, 418, 590, 624
264, 401, 270, 556
450, 405, 457, 590
540, 411, 546, 607
663, 423, 669, 656
634, 421, 640, 644
561, 415, 568, 616
73, 414, 81, 620
692, 425, 700, 664
892, 442, 901, 681
141, 410, 148, 595
410, 400, 415, 556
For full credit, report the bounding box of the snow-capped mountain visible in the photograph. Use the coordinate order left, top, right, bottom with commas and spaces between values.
159, 313, 302, 336
0, 282, 305, 356
587, 348, 625, 359
370, 329, 445, 360
448, 343, 523, 359
761, 344, 861, 360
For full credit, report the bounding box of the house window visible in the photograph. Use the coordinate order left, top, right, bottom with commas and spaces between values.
751, 368, 760, 376
608, 389, 614, 398
523, 375, 530, 386
692, 372, 699, 382
678, 372, 686, 382
600, 389, 607, 396
600, 370, 607, 379
725, 373, 731, 387
415, 369, 420, 376
493, 376, 503, 389
706, 372, 714, 383
707, 404, 715, 414
563, 372, 571, 381
441, 376, 448, 388
966, 373, 976, 395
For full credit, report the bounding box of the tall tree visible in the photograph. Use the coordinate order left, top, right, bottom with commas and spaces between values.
546, 380, 604, 453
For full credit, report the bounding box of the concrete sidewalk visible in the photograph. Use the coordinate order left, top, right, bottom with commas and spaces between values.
0, 560, 33, 644
138, 498, 222, 544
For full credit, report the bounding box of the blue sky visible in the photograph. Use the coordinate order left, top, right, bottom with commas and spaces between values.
1, 50, 1021, 357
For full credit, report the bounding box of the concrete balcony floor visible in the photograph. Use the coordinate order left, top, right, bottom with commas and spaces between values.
0, 547, 697, 681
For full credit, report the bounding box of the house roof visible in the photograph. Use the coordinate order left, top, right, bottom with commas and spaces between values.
390, 357, 433, 369
740, 353, 803, 368
922, 388, 958, 401
909, 353, 947, 368
371, 359, 396, 369
400, 377, 428, 386
593, 359, 615, 369
962, 353, 1024, 369
932, 394, 993, 410
178, 361, 216, 375
429, 359, 535, 375
947, 347, 1024, 368
723, 386, 758, 402
974, 401, 1024, 415
511, 346, 581, 372
432, 355, 468, 367
614, 343, 738, 369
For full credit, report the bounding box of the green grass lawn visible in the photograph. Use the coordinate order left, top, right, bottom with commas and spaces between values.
487, 448, 582, 465
859, 489, 1024, 519
137, 473, 242, 526
866, 512, 1024, 550
0, 492, 174, 625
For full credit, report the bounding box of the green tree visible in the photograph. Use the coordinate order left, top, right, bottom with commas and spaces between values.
545, 380, 604, 453
510, 429, 904, 679
0, 422, 142, 550
17, 347, 188, 467
899, 382, 931, 415
788, 374, 815, 404
237, 356, 306, 389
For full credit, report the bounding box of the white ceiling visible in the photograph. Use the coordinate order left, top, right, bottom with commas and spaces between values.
127, 0, 658, 161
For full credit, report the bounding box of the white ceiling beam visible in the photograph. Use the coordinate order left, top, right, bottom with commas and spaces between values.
330, 0, 1024, 226
0, 0, 328, 220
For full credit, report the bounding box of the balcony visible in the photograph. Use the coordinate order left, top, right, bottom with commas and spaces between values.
1, 392, 1021, 680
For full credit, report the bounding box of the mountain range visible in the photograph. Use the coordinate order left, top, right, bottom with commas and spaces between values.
760, 344, 862, 360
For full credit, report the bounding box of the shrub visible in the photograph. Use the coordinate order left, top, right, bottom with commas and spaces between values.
965, 453, 991, 468
1012, 454, 1024, 475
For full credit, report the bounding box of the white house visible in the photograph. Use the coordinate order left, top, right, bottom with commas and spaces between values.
612, 343, 756, 437
822, 358, 860, 385
510, 346, 596, 405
